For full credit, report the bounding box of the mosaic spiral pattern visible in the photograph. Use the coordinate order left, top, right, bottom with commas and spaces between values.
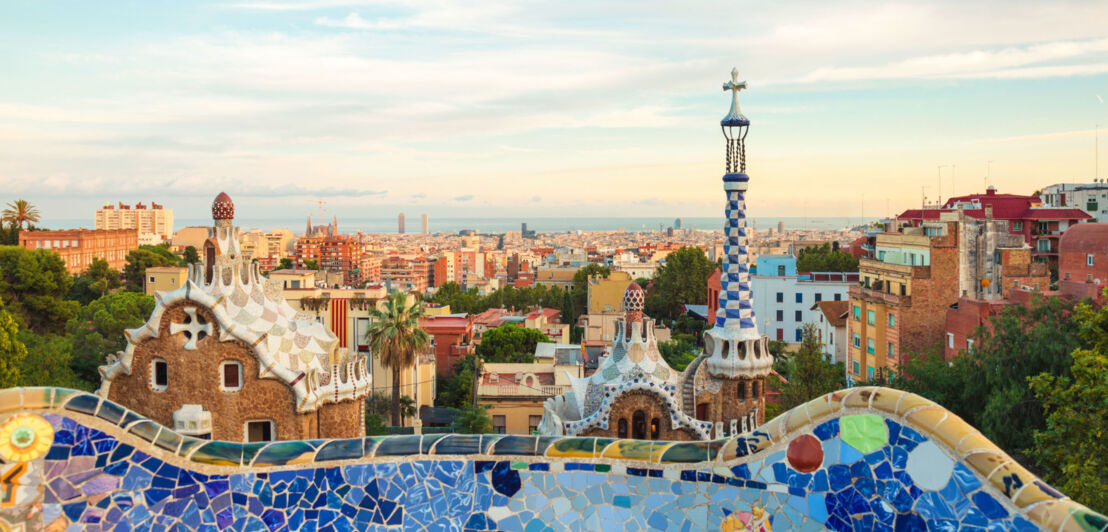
0, 387, 1104, 531
717, 188, 755, 330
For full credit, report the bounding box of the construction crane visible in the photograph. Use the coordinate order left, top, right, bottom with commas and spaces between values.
304, 199, 327, 219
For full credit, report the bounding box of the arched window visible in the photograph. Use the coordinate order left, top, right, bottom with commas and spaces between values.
617, 419, 628, 439
650, 418, 660, 440
632, 410, 647, 440
150, 358, 168, 391
737, 381, 746, 401
752, 380, 760, 397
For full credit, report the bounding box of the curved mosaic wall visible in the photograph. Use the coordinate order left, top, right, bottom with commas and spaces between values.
0, 386, 1103, 531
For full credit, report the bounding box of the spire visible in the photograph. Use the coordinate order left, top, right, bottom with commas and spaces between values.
212, 192, 234, 221
332, 215, 338, 236
622, 282, 644, 334
307, 215, 312, 236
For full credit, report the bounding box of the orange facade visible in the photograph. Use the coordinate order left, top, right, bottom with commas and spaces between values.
20, 228, 138, 274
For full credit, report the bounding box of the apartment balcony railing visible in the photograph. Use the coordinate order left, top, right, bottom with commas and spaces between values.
849, 285, 910, 307
477, 384, 572, 398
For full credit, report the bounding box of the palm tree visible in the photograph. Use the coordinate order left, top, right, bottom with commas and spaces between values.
2, 200, 40, 230
365, 291, 431, 427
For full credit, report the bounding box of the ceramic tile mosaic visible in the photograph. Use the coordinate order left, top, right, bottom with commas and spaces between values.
0, 386, 1104, 531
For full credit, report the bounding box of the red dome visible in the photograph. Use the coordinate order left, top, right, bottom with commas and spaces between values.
212, 192, 234, 220
623, 282, 645, 313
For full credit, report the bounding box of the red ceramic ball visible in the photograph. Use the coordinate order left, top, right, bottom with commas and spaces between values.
786, 434, 823, 473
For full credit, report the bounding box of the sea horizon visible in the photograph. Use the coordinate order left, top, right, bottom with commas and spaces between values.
42, 216, 869, 235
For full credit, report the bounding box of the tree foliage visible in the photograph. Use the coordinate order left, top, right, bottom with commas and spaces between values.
66, 292, 155, 385
123, 249, 174, 292
0, 246, 78, 334
17, 331, 84, 389
365, 291, 430, 426
429, 282, 567, 317
278, 257, 294, 270
67, 258, 122, 305
452, 403, 493, 434
182, 246, 200, 265
796, 242, 859, 273
645, 247, 715, 320
769, 323, 845, 412
0, 300, 26, 388
438, 355, 480, 409
476, 325, 547, 363
658, 339, 698, 371
1, 199, 40, 230
303, 259, 320, 270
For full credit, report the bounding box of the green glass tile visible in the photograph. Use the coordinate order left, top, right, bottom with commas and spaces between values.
510, 461, 528, 470
128, 420, 161, 443
253, 441, 316, 467
191, 441, 243, 466
240, 442, 267, 465
433, 435, 482, 455
491, 436, 537, 456
96, 401, 126, 425
51, 388, 80, 408
592, 438, 617, 457
154, 427, 183, 453
594, 464, 611, 473
659, 442, 717, 464
0, 388, 20, 413
534, 436, 560, 456
840, 414, 888, 454
601, 440, 653, 461
64, 393, 100, 416
546, 438, 595, 458
479, 435, 503, 454
363, 437, 384, 456
177, 437, 208, 458
315, 439, 364, 462
374, 435, 422, 456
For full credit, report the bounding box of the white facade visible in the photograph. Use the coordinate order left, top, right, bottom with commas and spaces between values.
1041, 182, 1108, 223
751, 275, 853, 343
811, 304, 848, 365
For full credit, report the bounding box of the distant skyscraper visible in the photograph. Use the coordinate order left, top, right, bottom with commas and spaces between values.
778, 220, 785, 234
398, 213, 406, 234
674, 218, 681, 230
421, 213, 428, 234
521, 222, 527, 234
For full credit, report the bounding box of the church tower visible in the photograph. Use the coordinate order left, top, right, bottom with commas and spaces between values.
684, 68, 773, 435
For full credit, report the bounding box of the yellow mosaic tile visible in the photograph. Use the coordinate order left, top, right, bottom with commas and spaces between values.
986, 461, 1035, 501
893, 392, 935, 417
801, 395, 834, 425
0, 389, 20, 413
649, 442, 675, 463
1012, 480, 1063, 509
715, 439, 739, 462
955, 431, 1004, 456
825, 389, 849, 413
867, 388, 904, 414
1058, 506, 1097, 532
784, 406, 811, 434
20, 388, 52, 410
929, 415, 976, 451
842, 387, 876, 410
757, 414, 785, 442
963, 451, 1009, 480
904, 405, 948, 435
600, 440, 653, 461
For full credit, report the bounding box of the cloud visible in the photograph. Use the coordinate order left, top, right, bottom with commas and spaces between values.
454, 194, 475, 202
530, 196, 541, 202
410, 192, 426, 199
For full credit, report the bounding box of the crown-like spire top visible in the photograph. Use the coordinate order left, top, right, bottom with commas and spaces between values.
721, 67, 749, 127
212, 192, 234, 221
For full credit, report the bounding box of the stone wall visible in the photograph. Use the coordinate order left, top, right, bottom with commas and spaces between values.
583, 390, 696, 441
693, 376, 765, 427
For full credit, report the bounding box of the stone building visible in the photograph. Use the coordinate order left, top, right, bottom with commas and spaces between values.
19, 228, 138, 274
97, 192, 372, 442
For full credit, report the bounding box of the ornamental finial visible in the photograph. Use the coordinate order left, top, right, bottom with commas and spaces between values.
721, 67, 749, 127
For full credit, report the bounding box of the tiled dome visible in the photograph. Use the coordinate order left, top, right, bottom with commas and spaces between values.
623, 282, 645, 314
212, 192, 234, 220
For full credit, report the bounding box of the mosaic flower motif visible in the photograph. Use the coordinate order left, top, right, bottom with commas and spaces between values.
0, 414, 54, 462
721, 506, 773, 532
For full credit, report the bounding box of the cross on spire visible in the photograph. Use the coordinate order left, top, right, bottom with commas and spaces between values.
721, 66, 749, 126
723, 67, 747, 97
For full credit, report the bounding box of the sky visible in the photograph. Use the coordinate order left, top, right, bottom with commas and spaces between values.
1, 0, 1108, 223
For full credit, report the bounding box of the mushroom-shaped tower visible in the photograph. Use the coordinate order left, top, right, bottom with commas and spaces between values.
212, 191, 234, 220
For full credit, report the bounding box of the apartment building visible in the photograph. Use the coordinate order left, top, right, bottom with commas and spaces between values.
95, 202, 174, 240
20, 228, 138, 274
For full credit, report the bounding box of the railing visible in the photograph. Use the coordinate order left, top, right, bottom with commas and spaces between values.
477, 384, 572, 398
848, 285, 911, 307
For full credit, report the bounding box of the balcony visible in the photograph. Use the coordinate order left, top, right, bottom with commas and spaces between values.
849, 285, 910, 307
477, 383, 571, 398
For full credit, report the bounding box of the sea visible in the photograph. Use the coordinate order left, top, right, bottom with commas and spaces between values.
46, 216, 865, 234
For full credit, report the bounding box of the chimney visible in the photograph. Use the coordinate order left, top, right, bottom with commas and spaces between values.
984, 205, 993, 221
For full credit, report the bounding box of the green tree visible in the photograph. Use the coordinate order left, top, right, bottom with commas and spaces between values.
67, 258, 122, 305
453, 403, 493, 434
1, 199, 40, 230
139, 243, 179, 264
476, 324, 547, 363
122, 249, 173, 292
658, 339, 698, 371
770, 323, 844, 411
182, 246, 200, 265
438, 354, 480, 409
365, 291, 431, 426
0, 299, 26, 388
65, 292, 155, 385
646, 247, 715, 319
278, 257, 294, 270
796, 242, 859, 273
572, 263, 611, 294
303, 259, 320, 270
17, 332, 84, 389
0, 246, 79, 334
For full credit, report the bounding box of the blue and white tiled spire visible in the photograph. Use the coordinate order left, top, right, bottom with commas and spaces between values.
715, 67, 756, 332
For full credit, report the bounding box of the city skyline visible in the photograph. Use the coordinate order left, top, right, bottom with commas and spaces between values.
2, 1, 1108, 222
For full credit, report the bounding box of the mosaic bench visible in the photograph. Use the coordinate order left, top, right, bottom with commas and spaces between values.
0, 386, 1103, 531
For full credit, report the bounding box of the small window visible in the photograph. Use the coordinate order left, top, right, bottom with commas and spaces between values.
866, 338, 875, 354
814, 293, 822, 302
966, 339, 975, 352
618, 418, 628, 438
887, 342, 895, 358
245, 420, 275, 442
888, 313, 896, 328
834, 293, 842, 301
867, 366, 875, 380
1088, 254, 1095, 267
852, 333, 861, 348
795, 328, 802, 342
947, 333, 955, 348
853, 305, 861, 320
752, 380, 760, 397
528, 415, 542, 434
737, 382, 746, 401
795, 293, 802, 303
151, 358, 168, 391
493, 415, 506, 434
777, 265, 786, 276
852, 360, 860, 375
794, 310, 802, 322
221, 361, 243, 391
866, 310, 875, 326
776, 292, 783, 303
776, 310, 783, 322
149, 276, 155, 283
